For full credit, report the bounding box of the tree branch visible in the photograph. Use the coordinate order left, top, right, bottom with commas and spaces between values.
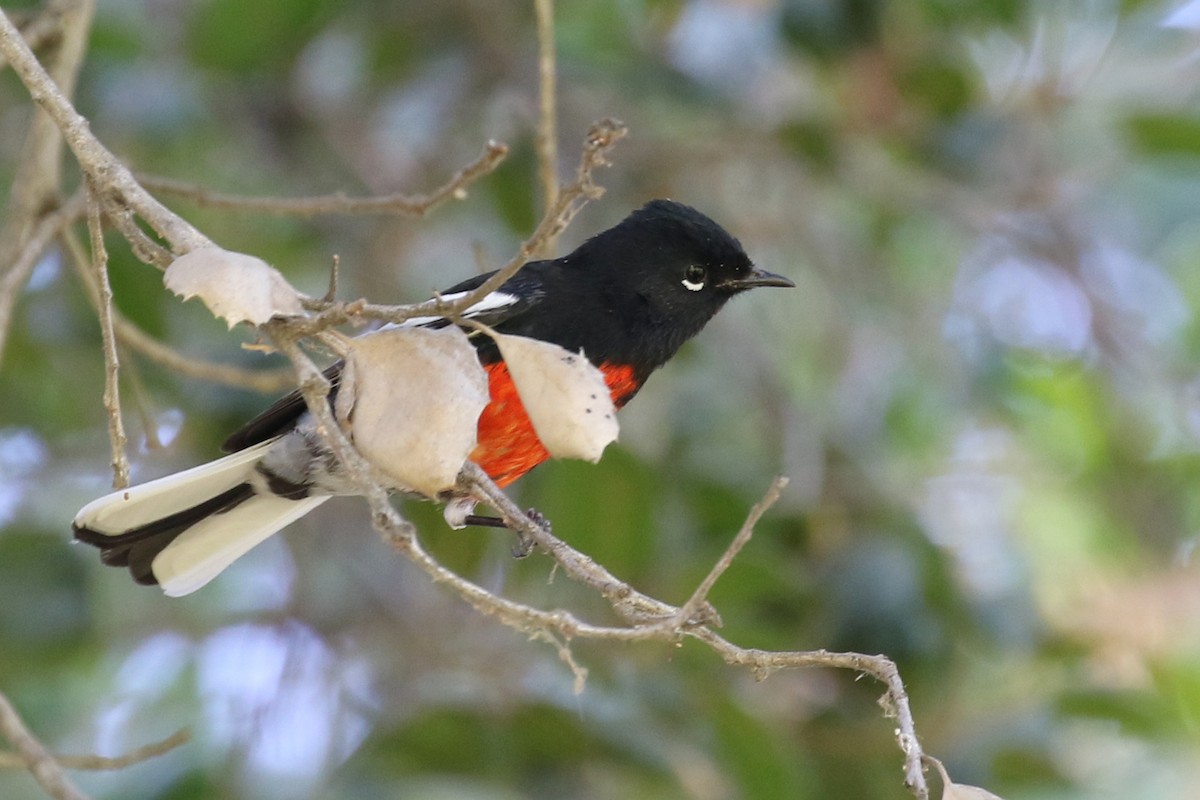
95, 197, 173, 270
137, 140, 508, 217
533, 0, 559, 256
0, 727, 190, 772
674, 474, 789, 628
0, 690, 90, 800
86, 183, 129, 488
691, 631, 928, 796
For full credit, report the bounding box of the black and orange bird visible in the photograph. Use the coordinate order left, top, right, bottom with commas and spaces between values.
73, 200, 793, 595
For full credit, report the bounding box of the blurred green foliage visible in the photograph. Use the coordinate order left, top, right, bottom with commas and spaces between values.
4, 0, 1200, 798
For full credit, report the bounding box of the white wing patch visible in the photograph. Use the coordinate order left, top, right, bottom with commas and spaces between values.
401, 290, 521, 328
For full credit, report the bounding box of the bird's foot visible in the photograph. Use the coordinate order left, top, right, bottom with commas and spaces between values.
461, 507, 548, 558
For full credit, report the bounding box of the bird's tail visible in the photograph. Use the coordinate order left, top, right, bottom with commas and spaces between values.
72, 440, 328, 596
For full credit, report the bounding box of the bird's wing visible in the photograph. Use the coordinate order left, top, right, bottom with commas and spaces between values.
221, 361, 345, 452
221, 267, 547, 453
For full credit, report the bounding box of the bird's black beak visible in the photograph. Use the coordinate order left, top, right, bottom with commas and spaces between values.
722, 266, 795, 291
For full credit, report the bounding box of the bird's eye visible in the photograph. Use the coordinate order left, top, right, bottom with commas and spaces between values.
682, 265, 707, 292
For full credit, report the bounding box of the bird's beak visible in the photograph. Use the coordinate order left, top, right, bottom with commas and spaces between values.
723, 266, 795, 291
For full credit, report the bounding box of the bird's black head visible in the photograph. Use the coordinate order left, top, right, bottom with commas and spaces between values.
564, 199, 793, 367
613, 199, 791, 302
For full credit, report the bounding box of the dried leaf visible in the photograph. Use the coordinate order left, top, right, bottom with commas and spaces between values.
944, 782, 1006, 800
164, 247, 304, 328
336, 326, 488, 496
490, 332, 618, 462
930, 756, 1007, 800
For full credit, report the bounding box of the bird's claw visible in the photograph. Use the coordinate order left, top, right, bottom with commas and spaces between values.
510, 507, 549, 558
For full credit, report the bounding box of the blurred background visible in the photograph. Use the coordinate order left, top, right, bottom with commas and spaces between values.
3, 0, 1200, 797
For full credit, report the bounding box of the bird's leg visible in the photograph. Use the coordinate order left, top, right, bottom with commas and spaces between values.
462, 508, 546, 558
461, 513, 507, 529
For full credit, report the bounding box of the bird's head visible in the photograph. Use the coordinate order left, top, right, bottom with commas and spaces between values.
578, 199, 793, 326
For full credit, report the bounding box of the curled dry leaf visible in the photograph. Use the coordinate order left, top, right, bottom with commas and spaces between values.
929, 756, 1007, 800
336, 326, 489, 497
164, 247, 305, 329
490, 332, 618, 462
943, 779, 1006, 800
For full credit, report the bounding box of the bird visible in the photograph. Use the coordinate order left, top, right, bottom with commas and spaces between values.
72, 199, 794, 596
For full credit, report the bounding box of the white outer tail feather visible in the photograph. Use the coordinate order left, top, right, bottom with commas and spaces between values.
73, 441, 276, 534
155, 494, 328, 596
73, 438, 328, 596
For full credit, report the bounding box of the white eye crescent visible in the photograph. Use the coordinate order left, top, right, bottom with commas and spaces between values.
682, 265, 706, 292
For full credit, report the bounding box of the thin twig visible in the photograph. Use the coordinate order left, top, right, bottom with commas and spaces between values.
322, 254, 340, 303
674, 475, 789, 629
0, 690, 90, 800
0, 728, 191, 772
119, 352, 163, 449
87, 183, 130, 488
689, 630, 928, 797
115, 324, 293, 394
532, 630, 589, 694
137, 140, 509, 217
534, 0, 559, 256
98, 197, 172, 270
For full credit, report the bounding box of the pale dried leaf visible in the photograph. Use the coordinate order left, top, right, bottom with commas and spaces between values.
337, 326, 488, 497
944, 782, 1006, 800
490, 332, 618, 462
930, 756, 1007, 800
164, 247, 304, 329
